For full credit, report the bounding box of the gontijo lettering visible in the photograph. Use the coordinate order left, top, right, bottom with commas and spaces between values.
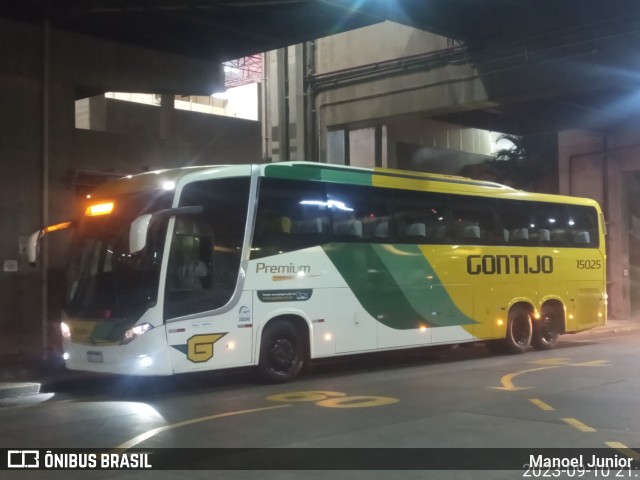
256, 262, 311, 274
467, 255, 553, 275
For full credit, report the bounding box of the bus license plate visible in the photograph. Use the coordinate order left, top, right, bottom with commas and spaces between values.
87, 351, 103, 363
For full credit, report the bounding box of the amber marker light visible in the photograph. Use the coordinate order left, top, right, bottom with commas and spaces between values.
44, 221, 72, 234
86, 202, 114, 216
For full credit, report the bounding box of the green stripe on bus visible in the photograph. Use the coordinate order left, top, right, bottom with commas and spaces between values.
372, 244, 477, 327
322, 244, 475, 329
322, 243, 430, 329
264, 164, 372, 186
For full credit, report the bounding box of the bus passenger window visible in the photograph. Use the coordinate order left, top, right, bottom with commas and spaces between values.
393, 190, 449, 244
499, 199, 534, 246
252, 178, 328, 258
566, 205, 598, 248
326, 183, 392, 243
164, 177, 250, 320
449, 195, 500, 245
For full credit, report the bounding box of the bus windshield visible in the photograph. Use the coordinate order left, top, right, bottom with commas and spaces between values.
65, 191, 173, 321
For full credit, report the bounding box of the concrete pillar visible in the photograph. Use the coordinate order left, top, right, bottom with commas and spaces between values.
558, 129, 640, 319
160, 94, 175, 140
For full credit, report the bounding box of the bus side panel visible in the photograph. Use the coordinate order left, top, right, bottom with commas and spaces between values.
567, 281, 606, 332
166, 290, 255, 374
248, 247, 348, 359
472, 285, 503, 340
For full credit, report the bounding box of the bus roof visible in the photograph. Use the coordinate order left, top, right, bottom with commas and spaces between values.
261, 162, 601, 209
89, 161, 600, 210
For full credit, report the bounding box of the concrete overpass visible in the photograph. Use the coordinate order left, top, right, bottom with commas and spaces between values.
3, 0, 640, 130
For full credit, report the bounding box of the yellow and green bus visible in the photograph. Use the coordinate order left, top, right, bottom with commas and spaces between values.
29, 162, 606, 382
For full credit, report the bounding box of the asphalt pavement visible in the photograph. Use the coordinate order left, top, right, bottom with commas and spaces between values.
0, 318, 638, 400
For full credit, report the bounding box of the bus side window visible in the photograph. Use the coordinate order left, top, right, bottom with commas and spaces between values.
326, 183, 392, 243
566, 205, 598, 248
499, 199, 534, 246
168, 219, 213, 291
164, 177, 250, 320
449, 195, 501, 245
252, 178, 328, 258
392, 190, 449, 245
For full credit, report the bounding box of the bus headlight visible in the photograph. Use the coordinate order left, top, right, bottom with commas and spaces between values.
138, 355, 153, 368
121, 323, 153, 344
61, 322, 71, 341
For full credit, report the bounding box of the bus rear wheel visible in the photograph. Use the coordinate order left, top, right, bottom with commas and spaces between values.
531, 306, 560, 350
504, 305, 533, 354
258, 320, 305, 383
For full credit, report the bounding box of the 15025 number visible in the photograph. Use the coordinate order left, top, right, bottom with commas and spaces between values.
577, 260, 602, 269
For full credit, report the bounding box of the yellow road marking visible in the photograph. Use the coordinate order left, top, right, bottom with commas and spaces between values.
562, 417, 596, 432
315, 396, 399, 408
116, 404, 291, 450
528, 398, 555, 411
491, 366, 560, 391
605, 442, 640, 461
569, 360, 611, 367
529, 358, 571, 365
267, 391, 346, 403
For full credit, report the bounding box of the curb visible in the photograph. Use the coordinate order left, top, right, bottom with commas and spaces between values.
0, 382, 41, 400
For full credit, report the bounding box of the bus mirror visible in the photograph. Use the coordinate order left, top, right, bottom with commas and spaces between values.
129, 206, 204, 254
27, 221, 73, 266
129, 214, 153, 254
27, 230, 42, 265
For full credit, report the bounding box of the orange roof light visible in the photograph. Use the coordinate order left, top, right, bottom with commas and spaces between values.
86, 202, 114, 216
43, 221, 72, 234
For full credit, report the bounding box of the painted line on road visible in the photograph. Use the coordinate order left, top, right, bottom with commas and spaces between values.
316, 395, 399, 408
528, 398, 555, 411
116, 404, 292, 450
605, 442, 640, 461
562, 417, 596, 432
490, 366, 560, 391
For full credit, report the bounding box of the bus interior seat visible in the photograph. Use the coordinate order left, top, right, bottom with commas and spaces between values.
511, 228, 529, 242
403, 222, 426, 242
550, 229, 566, 243
426, 225, 446, 239
373, 221, 389, 240
572, 231, 590, 245
462, 225, 481, 240
262, 216, 291, 235
294, 218, 324, 234
538, 229, 551, 243
334, 220, 363, 239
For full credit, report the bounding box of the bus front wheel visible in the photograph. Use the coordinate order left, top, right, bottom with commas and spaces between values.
258, 320, 305, 383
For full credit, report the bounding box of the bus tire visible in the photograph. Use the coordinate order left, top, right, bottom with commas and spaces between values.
504, 305, 532, 354
531, 306, 560, 350
258, 320, 305, 383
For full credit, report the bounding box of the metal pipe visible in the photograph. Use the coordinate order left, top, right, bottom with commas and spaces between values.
260, 52, 269, 162
41, 19, 50, 361
276, 47, 289, 161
